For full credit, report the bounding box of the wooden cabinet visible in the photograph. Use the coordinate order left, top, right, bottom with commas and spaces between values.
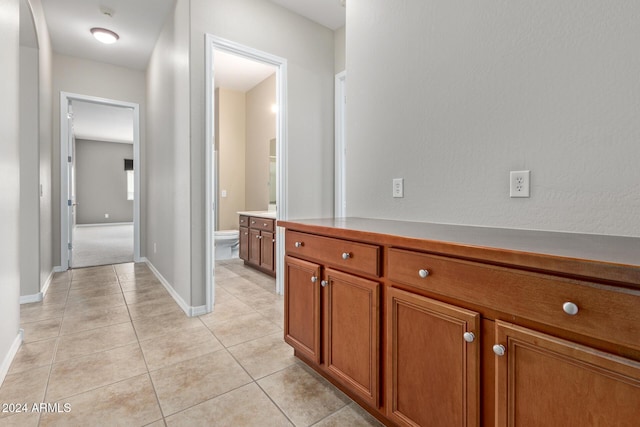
239, 215, 275, 276
494, 321, 640, 427
386, 287, 480, 427
284, 231, 381, 407
279, 219, 640, 427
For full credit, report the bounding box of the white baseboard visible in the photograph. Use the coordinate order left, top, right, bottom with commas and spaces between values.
19, 269, 56, 305
0, 329, 23, 387
53, 265, 67, 273
75, 222, 134, 227
142, 258, 205, 318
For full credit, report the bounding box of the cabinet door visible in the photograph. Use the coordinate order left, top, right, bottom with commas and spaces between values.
260, 231, 275, 272
284, 256, 322, 363
494, 321, 640, 427
323, 268, 380, 407
386, 287, 480, 427
239, 227, 249, 261
249, 228, 261, 265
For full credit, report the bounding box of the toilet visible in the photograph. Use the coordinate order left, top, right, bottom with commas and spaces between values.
214, 230, 240, 260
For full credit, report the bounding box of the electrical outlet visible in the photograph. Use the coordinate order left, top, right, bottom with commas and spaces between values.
510, 171, 530, 198
393, 178, 404, 198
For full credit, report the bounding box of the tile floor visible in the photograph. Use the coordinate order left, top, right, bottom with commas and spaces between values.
1, 259, 381, 426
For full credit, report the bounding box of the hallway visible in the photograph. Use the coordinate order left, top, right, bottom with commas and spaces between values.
1, 260, 380, 426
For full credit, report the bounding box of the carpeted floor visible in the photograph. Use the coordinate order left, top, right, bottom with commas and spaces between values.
71, 224, 134, 268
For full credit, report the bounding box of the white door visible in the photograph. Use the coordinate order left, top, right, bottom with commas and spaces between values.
66, 102, 75, 268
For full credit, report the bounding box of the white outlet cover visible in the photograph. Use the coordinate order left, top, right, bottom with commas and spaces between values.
393, 178, 404, 198
510, 170, 530, 198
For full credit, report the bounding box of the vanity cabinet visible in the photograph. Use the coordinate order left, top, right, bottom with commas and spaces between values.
279, 218, 640, 427
284, 231, 381, 407
239, 214, 275, 276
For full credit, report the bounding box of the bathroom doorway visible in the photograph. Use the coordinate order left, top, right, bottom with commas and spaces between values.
204, 35, 288, 312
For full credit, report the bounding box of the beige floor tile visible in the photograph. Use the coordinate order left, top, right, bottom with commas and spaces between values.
7, 338, 57, 375
119, 277, 162, 293
211, 286, 238, 304
256, 303, 285, 329
0, 412, 40, 426
46, 281, 71, 293
59, 305, 130, 335
54, 322, 137, 363
69, 278, 119, 291
0, 366, 50, 420
207, 312, 281, 347
63, 292, 126, 312
116, 271, 157, 282
140, 324, 223, 371
67, 282, 122, 299
142, 420, 166, 427
20, 303, 66, 324
150, 350, 252, 416
114, 262, 150, 274
123, 286, 172, 305
22, 318, 61, 343
41, 290, 69, 306
46, 343, 147, 401
227, 332, 295, 380
314, 402, 383, 427
199, 298, 256, 326
258, 364, 351, 426
132, 309, 202, 341
165, 382, 292, 427
71, 265, 115, 279
39, 375, 162, 427
213, 266, 241, 281
217, 276, 262, 295
236, 290, 281, 312
127, 298, 184, 320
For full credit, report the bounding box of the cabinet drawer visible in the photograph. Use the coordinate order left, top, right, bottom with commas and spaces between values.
388, 248, 640, 352
239, 215, 249, 227
250, 217, 274, 232
287, 230, 380, 277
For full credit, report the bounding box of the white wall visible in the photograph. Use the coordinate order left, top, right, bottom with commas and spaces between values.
189, 0, 335, 304
145, 0, 192, 305
245, 73, 276, 211
19, 44, 40, 297
347, 0, 640, 237
52, 53, 147, 266
0, 0, 22, 384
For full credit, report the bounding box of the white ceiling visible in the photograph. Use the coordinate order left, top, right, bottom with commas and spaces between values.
72, 101, 134, 144
39, 0, 344, 142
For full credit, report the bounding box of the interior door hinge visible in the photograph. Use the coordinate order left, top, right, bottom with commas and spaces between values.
68, 243, 72, 250
68, 156, 72, 163
68, 199, 72, 206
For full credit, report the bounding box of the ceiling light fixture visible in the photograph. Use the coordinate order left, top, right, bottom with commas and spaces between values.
90, 27, 119, 44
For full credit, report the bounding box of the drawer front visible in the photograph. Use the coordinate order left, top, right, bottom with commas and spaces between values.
287, 230, 380, 277
250, 217, 275, 232
239, 215, 249, 227
388, 248, 640, 351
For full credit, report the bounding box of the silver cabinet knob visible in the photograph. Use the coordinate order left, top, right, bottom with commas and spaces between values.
493, 344, 506, 357
256, 235, 262, 239
251, 220, 255, 224
418, 269, 429, 278
294, 241, 303, 248
463, 332, 475, 343
321, 280, 328, 287
562, 302, 579, 316
311, 276, 317, 283
341, 252, 351, 260
263, 223, 267, 227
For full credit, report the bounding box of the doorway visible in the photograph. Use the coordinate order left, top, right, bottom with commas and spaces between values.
205, 35, 288, 312
60, 92, 141, 270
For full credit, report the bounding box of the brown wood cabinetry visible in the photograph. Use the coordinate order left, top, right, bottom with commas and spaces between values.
239, 215, 275, 276
279, 218, 640, 427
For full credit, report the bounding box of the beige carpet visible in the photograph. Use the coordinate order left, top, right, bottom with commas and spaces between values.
71, 224, 134, 268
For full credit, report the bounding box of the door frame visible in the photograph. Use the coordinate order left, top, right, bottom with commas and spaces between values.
335, 71, 347, 217
205, 34, 288, 312
59, 91, 141, 269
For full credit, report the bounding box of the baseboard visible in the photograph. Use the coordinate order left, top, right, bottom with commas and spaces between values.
143, 258, 204, 317
75, 222, 134, 227
19, 293, 43, 304
53, 265, 67, 273
19, 269, 56, 305
0, 329, 23, 387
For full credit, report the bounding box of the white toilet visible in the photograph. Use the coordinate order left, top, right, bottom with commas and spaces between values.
214, 230, 240, 260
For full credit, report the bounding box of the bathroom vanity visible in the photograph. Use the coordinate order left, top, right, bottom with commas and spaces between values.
278, 217, 640, 427
238, 211, 277, 276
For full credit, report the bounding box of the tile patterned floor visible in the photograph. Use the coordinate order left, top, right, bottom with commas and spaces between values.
1, 259, 381, 426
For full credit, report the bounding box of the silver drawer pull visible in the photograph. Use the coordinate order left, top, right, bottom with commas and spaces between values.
342, 252, 351, 260
562, 302, 579, 316
294, 241, 303, 248
463, 332, 475, 343
263, 223, 268, 226
321, 280, 328, 287
311, 276, 317, 283
418, 269, 429, 278
493, 344, 506, 357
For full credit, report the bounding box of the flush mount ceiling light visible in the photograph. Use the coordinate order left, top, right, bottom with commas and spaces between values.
90, 27, 119, 44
